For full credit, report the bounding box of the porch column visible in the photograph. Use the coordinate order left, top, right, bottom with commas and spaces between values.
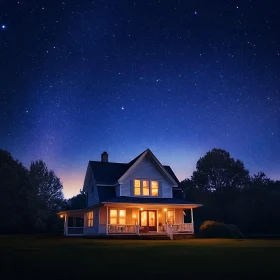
64, 215, 68, 235
191, 208, 194, 233
106, 206, 108, 235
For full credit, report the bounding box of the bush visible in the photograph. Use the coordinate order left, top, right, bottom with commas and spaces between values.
199, 220, 244, 238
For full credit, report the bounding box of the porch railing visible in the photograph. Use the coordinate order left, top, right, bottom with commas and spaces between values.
67, 227, 84, 235
84, 226, 99, 235
108, 224, 137, 234
172, 223, 193, 233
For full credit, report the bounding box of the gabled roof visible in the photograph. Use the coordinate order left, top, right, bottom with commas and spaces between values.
89, 161, 128, 185
88, 149, 180, 185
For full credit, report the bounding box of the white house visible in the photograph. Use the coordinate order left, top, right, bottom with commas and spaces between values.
58, 149, 202, 240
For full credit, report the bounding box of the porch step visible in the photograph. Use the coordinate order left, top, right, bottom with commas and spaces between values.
172, 233, 195, 240
139, 234, 170, 240
84, 234, 171, 240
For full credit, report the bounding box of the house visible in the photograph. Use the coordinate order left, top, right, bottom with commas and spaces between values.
58, 149, 202, 239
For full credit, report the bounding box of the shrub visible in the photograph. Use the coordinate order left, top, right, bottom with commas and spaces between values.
227, 224, 245, 239
199, 220, 244, 238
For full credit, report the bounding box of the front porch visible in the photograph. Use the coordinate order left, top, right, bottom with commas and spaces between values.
59, 204, 196, 240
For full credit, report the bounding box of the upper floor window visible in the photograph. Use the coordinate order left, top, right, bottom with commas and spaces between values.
133, 179, 159, 196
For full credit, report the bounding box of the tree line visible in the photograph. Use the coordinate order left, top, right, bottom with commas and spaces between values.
181, 148, 280, 236
0, 149, 86, 233
1, 148, 279, 235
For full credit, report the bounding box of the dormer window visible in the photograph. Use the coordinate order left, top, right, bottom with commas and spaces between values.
133, 179, 159, 196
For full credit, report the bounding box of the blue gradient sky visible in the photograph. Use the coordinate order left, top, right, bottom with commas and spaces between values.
1, 0, 279, 198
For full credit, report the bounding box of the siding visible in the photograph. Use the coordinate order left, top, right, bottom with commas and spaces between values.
120, 157, 173, 198
87, 175, 100, 207
116, 185, 120, 196
158, 209, 164, 225
99, 207, 106, 224
126, 208, 133, 224
175, 209, 183, 224
94, 208, 100, 225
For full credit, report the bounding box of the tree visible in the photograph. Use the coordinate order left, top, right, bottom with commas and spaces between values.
192, 148, 250, 192
66, 191, 87, 210
238, 172, 280, 234
29, 160, 64, 232
182, 148, 251, 224
0, 150, 37, 233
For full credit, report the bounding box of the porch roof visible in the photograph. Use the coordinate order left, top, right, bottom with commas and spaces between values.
101, 196, 201, 206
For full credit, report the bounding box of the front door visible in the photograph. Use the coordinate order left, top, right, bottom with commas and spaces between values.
140, 210, 157, 231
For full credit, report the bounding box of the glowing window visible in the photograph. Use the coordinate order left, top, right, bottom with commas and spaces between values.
133, 180, 160, 196
87, 211, 94, 227
109, 209, 118, 225
119, 210, 126, 224
151, 181, 158, 196
143, 180, 150, 196
141, 211, 147, 226
134, 179, 141, 195
109, 209, 126, 225
167, 210, 174, 225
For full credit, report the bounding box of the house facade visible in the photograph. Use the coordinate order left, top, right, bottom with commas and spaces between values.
59, 149, 202, 239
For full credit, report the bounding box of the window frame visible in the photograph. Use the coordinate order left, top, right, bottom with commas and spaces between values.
86, 211, 94, 227
166, 210, 175, 225
133, 179, 160, 197
109, 209, 126, 225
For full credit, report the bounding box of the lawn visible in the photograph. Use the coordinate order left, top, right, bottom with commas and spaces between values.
1, 235, 280, 280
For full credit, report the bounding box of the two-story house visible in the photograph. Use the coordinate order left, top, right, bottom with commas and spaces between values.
58, 149, 202, 239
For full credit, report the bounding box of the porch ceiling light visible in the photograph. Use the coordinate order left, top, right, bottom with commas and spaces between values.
164, 208, 167, 212
60, 214, 64, 218
140, 208, 143, 211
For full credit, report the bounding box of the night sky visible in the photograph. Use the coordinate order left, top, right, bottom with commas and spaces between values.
1, 0, 279, 198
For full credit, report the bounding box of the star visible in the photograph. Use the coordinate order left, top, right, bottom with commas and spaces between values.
26, 110, 29, 113
121, 107, 124, 110
194, 11, 198, 15
2, 25, 6, 29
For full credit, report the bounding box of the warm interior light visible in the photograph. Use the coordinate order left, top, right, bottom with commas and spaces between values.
133, 214, 136, 219
60, 214, 64, 218
164, 208, 167, 212
119, 210, 125, 217
140, 208, 143, 211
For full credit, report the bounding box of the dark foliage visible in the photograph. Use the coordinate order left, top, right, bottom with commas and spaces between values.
0, 150, 65, 233
29, 160, 65, 233
65, 191, 87, 210
199, 220, 244, 238
181, 148, 280, 235
0, 150, 37, 233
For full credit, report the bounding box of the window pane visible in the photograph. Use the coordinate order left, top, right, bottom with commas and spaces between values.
110, 210, 117, 217
151, 181, 158, 196
134, 179, 141, 195
87, 211, 93, 219
149, 211, 155, 226
141, 211, 147, 226
167, 210, 174, 224
119, 210, 126, 224
119, 210, 126, 218
143, 180, 150, 196
110, 210, 117, 224
87, 211, 94, 227
110, 218, 117, 225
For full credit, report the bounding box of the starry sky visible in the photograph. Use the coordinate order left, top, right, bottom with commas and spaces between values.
1, 0, 279, 198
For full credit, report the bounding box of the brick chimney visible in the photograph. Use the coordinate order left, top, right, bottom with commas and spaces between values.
101, 151, 108, 162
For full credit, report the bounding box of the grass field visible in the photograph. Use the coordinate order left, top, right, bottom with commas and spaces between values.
1, 235, 280, 280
